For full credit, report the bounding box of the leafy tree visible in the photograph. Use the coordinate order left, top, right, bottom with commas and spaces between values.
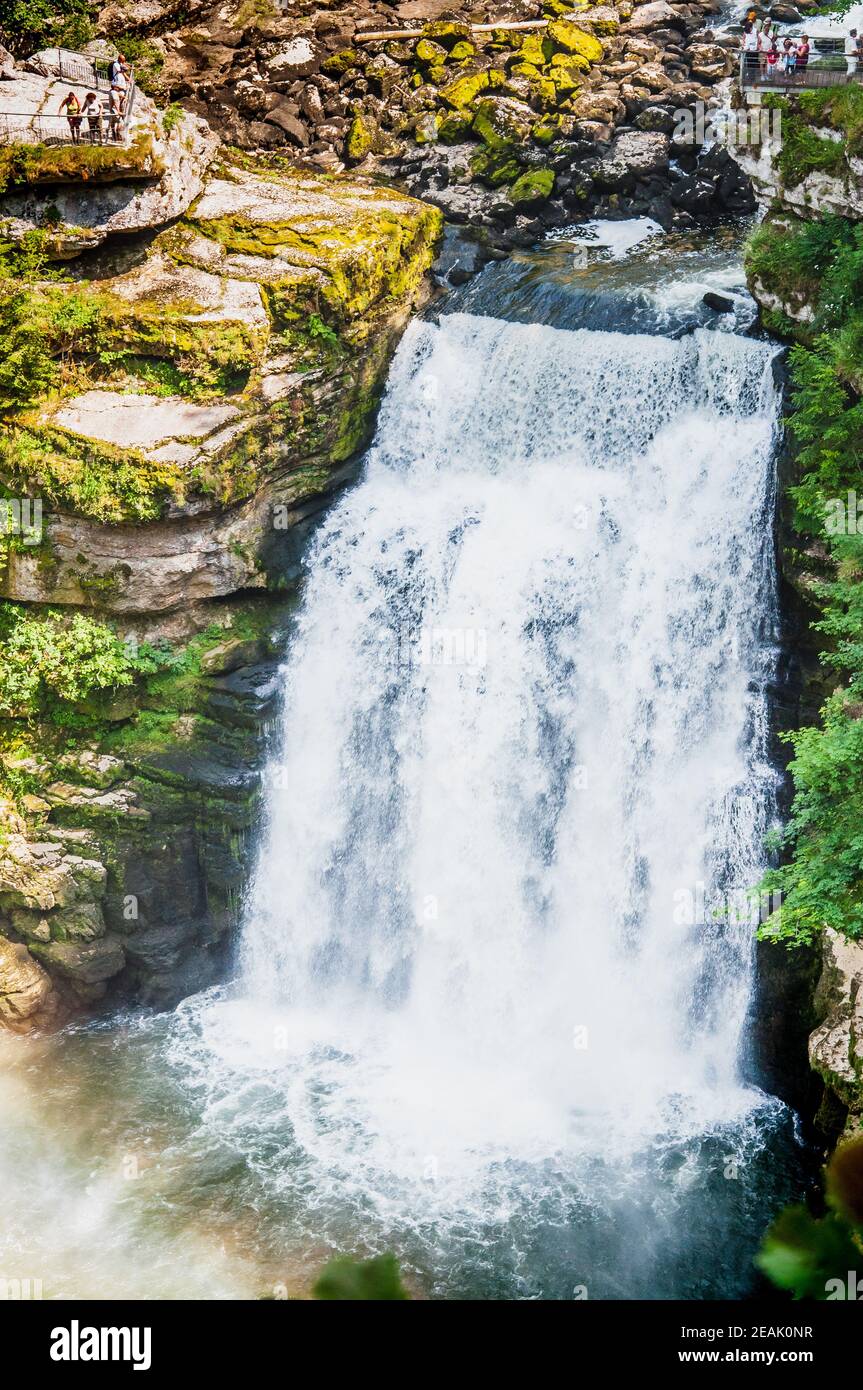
0, 604, 137, 716
0, 0, 94, 54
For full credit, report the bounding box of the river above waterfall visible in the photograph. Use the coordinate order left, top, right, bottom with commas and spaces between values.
0, 224, 807, 1301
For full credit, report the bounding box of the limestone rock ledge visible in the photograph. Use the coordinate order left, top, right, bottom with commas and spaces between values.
809, 929, 863, 1136
0, 158, 442, 627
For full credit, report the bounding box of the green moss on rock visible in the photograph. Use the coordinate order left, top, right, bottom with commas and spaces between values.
509, 167, 555, 204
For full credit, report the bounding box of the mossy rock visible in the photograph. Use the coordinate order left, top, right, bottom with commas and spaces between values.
321, 49, 361, 77
472, 96, 535, 150
533, 115, 563, 145
346, 114, 374, 162
547, 20, 604, 63
416, 38, 448, 64
450, 41, 476, 61
422, 21, 472, 45
0, 130, 164, 194
438, 112, 472, 143
470, 148, 522, 187
439, 68, 491, 110
517, 33, 555, 67
509, 167, 555, 204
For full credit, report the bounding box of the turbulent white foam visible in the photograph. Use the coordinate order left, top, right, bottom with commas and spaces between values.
177, 311, 787, 1227
553, 217, 664, 260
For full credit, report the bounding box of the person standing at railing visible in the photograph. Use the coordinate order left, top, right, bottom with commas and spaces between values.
796, 34, 810, 79
58, 89, 82, 143
82, 91, 103, 144
845, 29, 858, 76
782, 37, 797, 76
766, 38, 779, 80
108, 83, 123, 140
758, 19, 772, 76
111, 62, 129, 118
742, 21, 759, 78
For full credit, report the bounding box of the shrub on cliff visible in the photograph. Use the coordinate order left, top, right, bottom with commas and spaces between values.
0, 604, 137, 718
0, 0, 93, 55
750, 214, 863, 946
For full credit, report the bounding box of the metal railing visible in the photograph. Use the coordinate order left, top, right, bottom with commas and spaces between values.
0, 48, 137, 147
30, 48, 116, 92
0, 110, 131, 145
740, 52, 863, 90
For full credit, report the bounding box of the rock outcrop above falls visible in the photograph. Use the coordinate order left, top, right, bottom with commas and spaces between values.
731, 86, 863, 221
91, 0, 753, 246
0, 158, 441, 625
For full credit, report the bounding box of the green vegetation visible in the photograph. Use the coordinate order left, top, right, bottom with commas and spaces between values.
757, 1135, 863, 1298
0, 602, 137, 717
759, 87, 863, 188
747, 213, 863, 945
312, 1253, 409, 1300
0, 0, 94, 55
0, 424, 182, 523
0, 273, 263, 519
0, 130, 162, 196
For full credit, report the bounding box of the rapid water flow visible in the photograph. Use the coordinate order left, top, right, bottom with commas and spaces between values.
0, 236, 804, 1299
175, 300, 793, 1294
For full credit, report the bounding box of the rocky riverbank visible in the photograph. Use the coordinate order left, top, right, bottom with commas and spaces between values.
88, 0, 756, 263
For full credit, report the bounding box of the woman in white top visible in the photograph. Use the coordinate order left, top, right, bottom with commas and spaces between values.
846, 29, 858, 76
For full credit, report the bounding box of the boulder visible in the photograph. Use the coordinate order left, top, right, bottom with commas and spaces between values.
594, 129, 670, 187
0, 937, 54, 1031
625, 2, 686, 32
31, 936, 126, 990
264, 37, 319, 83
264, 104, 311, 145
688, 42, 734, 81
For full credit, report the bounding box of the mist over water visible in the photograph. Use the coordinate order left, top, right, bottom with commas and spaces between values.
0, 236, 806, 1299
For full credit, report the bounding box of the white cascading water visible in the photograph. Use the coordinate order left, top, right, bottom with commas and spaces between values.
172, 310, 789, 1296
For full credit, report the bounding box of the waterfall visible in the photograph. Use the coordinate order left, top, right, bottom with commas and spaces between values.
170, 309, 793, 1297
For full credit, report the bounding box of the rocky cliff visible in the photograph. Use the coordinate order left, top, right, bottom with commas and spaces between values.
0, 50, 441, 1028
0, 2, 760, 1032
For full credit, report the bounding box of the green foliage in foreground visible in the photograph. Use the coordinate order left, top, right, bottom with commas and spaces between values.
747, 214, 863, 945
757, 1136, 863, 1298
312, 1253, 409, 1300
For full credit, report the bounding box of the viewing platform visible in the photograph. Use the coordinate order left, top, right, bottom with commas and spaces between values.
0, 47, 137, 148
739, 37, 863, 91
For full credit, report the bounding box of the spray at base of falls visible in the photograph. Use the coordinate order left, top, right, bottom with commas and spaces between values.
161, 310, 798, 1297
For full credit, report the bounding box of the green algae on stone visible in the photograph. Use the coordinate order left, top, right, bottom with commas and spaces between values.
509, 167, 556, 204
321, 49, 361, 77
440, 68, 491, 110
547, 20, 604, 63
422, 20, 471, 45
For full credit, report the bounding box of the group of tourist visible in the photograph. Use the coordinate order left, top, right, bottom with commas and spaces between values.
58, 53, 131, 145
742, 14, 863, 83
742, 19, 810, 79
